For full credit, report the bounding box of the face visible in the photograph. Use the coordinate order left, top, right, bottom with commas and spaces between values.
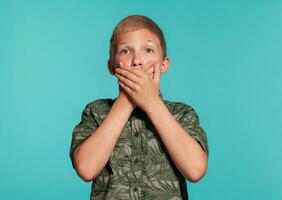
109, 28, 169, 74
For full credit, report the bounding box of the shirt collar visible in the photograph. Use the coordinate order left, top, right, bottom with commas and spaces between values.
132, 88, 164, 116
112, 88, 164, 114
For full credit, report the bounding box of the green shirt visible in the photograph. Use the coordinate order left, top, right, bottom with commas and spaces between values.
69, 91, 209, 200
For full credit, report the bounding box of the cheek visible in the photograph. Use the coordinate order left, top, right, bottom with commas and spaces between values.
145, 57, 162, 66
146, 53, 163, 62
115, 55, 132, 66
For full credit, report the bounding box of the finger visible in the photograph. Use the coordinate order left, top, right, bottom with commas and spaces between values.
144, 61, 157, 78
117, 63, 145, 78
142, 60, 154, 71
127, 67, 146, 78
153, 63, 161, 82
116, 62, 132, 72
118, 80, 133, 95
115, 62, 142, 79
115, 67, 141, 83
116, 73, 137, 91
145, 65, 154, 76
115, 62, 123, 73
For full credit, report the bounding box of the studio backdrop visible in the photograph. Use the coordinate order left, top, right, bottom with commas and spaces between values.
1, 1, 281, 199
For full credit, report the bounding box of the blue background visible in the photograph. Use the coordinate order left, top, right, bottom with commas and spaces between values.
1, 0, 281, 199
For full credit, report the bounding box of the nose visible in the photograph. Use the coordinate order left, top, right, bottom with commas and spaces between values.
131, 53, 143, 67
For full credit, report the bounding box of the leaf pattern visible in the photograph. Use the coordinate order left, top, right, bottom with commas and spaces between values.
70, 90, 208, 200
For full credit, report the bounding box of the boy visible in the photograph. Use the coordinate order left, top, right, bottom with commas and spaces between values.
69, 15, 209, 200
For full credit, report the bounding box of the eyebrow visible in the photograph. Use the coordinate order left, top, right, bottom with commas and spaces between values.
118, 40, 156, 46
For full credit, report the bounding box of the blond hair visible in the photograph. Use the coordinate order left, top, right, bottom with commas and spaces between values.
109, 15, 167, 62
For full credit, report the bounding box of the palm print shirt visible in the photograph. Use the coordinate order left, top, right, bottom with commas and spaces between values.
69, 90, 209, 200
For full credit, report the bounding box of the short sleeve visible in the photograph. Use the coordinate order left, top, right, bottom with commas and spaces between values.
69, 104, 99, 169
178, 106, 209, 157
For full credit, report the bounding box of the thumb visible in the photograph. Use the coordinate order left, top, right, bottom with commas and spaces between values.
153, 63, 161, 82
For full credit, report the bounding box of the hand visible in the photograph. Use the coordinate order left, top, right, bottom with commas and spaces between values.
115, 62, 155, 109
114, 61, 162, 112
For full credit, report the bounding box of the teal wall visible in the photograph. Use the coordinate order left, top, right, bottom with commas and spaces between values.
1, 1, 281, 199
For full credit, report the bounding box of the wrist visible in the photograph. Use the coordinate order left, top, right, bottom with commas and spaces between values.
117, 94, 135, 111
143, 97, 163, 114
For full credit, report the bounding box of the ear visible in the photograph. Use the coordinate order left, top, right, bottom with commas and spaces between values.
108, 59, 115, 75
160, 57, 170, 73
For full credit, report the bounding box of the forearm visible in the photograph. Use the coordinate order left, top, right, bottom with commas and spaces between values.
74, 96, 134, 182
145, 99, 208, 182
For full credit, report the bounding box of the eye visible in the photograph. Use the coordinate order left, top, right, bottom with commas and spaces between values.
119, 49, 129, 55
145, 48, 154, 54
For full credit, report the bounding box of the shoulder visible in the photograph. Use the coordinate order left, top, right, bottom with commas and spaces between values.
83, 98, 115, 114
163, 99, 195, 115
